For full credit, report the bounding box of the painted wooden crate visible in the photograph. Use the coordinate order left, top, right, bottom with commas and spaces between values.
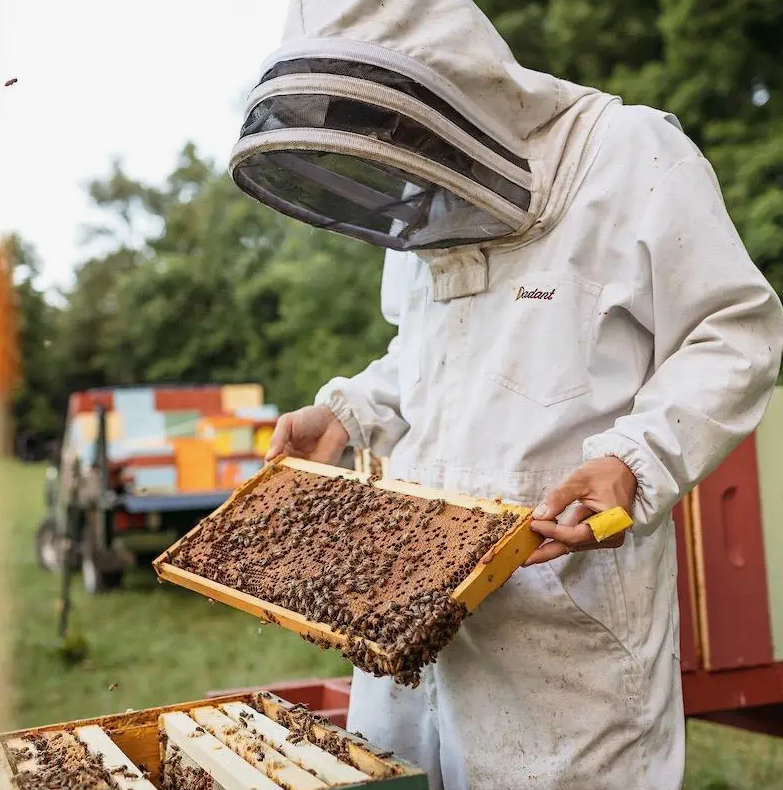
0, 690, 427, 790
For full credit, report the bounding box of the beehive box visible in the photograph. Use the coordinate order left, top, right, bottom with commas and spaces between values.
0, 690, 427, 790
154, 457, 547, 686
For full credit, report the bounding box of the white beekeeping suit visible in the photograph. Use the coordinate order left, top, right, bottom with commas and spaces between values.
231, 1, 783, 788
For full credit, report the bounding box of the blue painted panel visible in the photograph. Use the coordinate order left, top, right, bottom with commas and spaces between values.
109, 442, 173, 462
236, 405, 280, 420
132, 466, 178, 493
239, 459, 262, 480
114, 388, 166, 443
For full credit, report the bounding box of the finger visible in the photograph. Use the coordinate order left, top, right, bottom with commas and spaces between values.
577, 531, 627, 551
309, 437, 344, 464
532, 473, 588, 521
524, 540, 571, 566
558, 503, 594, 527
530, 519, 596, 548
309, 421, 349, 464
265, 414, 294, 460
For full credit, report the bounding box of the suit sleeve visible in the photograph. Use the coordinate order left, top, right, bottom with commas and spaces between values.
583, 154, 783, 533
314, 251, 410, 456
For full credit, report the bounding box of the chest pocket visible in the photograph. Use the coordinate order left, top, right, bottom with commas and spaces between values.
485, 274, 602, 407
398, 286, 427, 394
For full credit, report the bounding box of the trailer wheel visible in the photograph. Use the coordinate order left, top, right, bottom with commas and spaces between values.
36, 518, 61, 572
81, 548, 124, 594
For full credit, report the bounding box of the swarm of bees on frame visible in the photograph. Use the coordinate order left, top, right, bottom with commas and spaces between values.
169, 469, 519, 686
159, 741, 208, 790
10, 731, 149, 790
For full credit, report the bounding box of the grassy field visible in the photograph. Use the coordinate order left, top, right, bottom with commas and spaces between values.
1, 461, 783, 788
0, 460, 348, 729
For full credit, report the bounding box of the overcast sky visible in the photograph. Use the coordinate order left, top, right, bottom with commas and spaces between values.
0, 0, 288, 290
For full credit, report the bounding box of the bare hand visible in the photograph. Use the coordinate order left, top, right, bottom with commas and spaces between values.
265, 406, 349, 464
524, 457, 637, 566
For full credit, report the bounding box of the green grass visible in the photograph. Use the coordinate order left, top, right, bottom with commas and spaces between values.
0, 460, 348, 729
2, 461, 783, 789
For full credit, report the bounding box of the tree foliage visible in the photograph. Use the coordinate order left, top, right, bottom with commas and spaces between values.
12, 0, 783, 449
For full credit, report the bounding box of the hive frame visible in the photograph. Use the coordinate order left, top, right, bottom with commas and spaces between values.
153, 457, 541, 660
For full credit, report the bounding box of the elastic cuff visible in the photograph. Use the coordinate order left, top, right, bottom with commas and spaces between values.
314, 391, 366, 449
582, 433, 662, 534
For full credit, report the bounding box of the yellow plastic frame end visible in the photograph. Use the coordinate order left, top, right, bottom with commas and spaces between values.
585, 507, 633, 543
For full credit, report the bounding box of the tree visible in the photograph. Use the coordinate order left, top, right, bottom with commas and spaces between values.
256, 225, 390, 411
52, 145, 392, 412
7, 236, 61, 452
479, 0, 783, 295
12, 1, 783, 445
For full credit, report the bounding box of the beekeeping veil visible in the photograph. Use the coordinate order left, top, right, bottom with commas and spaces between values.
230, 0, 619, 253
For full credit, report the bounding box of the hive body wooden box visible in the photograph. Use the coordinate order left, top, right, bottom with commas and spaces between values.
674, 386, 783, 734
0, 690, 428, 790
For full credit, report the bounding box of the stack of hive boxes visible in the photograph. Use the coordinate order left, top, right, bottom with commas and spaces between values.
63, 385, 279, 495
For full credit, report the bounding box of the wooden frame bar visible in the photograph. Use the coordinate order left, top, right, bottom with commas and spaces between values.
252, 692, 411, 780
220, 702, 369, 786
75, 725, 156, 790
160, 711, 281, 790
190, 705, 327, 790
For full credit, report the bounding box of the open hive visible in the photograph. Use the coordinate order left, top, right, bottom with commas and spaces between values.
154, 458, 543, 686
0, 691, 427, 790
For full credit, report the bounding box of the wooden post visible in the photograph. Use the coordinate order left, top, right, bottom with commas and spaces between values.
0, 399, 8, 458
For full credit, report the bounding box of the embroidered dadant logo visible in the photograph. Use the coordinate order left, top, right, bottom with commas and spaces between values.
515, 286, 556, 301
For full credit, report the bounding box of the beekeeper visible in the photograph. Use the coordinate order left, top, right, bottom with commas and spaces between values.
232, 0, 783, 787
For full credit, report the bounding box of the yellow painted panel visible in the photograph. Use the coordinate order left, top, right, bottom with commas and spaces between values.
255, 426, 275, 456
221, 384, 263, 412
755, 386, 783, 661
214, 429, 234, 457
173, 438, 217, 492
106, 411, 122, 442
73, 413, 97, 443
231, 427, 253, 453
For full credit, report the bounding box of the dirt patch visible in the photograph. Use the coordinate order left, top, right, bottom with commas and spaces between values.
168, 466, 517, 686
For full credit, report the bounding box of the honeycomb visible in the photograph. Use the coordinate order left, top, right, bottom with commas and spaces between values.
168, 466, 518, 685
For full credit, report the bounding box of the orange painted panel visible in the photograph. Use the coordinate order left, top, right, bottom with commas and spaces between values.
219, 461, 241, 489
173, 438, 217, 492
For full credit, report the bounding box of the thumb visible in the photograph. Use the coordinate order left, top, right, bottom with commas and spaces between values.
265, 413, 293, 461
532, 475, 586, 520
